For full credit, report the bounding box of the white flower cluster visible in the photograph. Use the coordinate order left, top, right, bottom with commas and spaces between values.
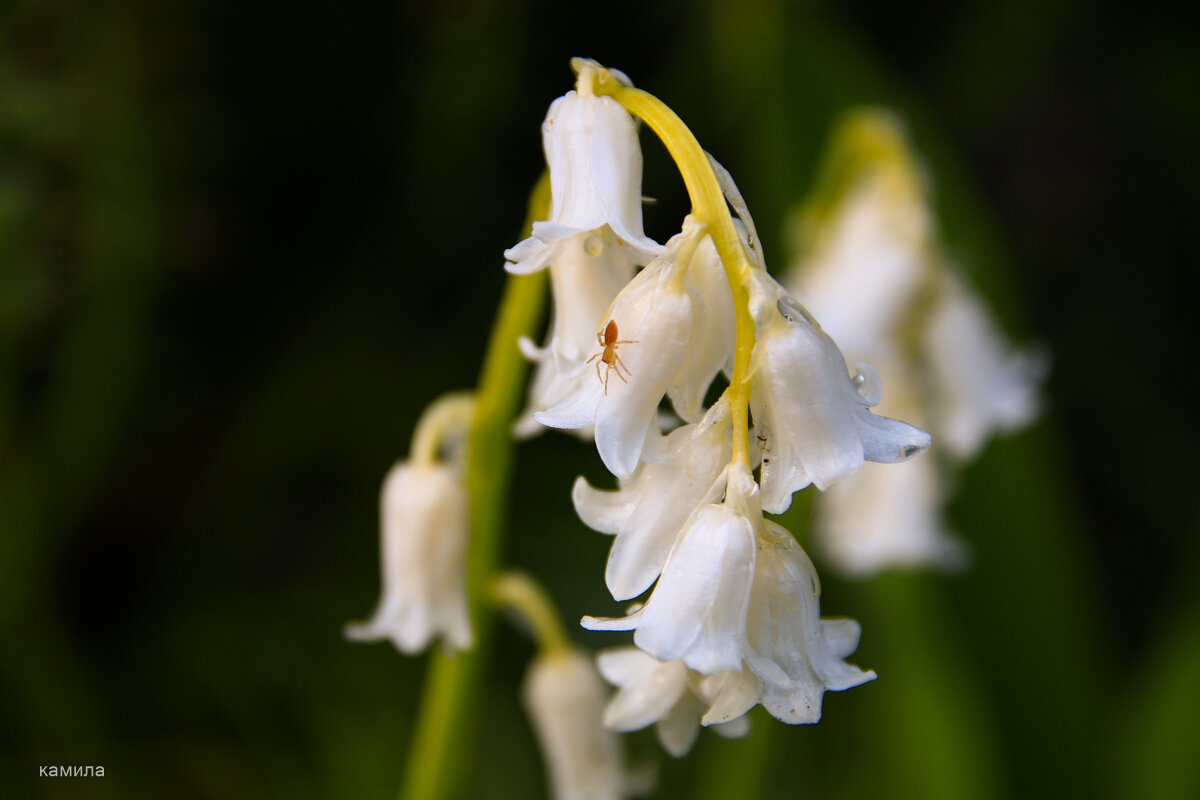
786, 109, 1043, 576
507, 63, 931, 756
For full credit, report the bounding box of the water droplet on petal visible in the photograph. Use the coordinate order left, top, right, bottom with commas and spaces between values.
852, 361, 883, 406
584, 234, 605, 257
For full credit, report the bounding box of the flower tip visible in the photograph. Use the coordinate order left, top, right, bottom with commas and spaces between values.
581, 613, 639, 632
569, 57, 633, 90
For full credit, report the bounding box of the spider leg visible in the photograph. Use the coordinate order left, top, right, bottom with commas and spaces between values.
613, 353, 631, 381
603, 363, 611, 395
586, 352, 601, 365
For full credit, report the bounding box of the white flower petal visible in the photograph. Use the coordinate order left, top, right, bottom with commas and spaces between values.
594, 647, 749, 758
593, 277, 693, 478
574, 403, 732, 600
820, 618, 863, 661
572, 476, 636, 534
697, 668, 762, 726
535, 254, 695, 479
711, 715, 751, 739
669, 234, 735, 422
633, 505, 756, 675
596, 648, 690, 733
581, 609, 642, 632
656, 695, 706, 757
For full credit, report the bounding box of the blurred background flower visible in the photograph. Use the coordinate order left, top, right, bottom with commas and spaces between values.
1, 1, 1197, 798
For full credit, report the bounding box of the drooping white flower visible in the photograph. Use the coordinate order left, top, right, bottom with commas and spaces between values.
572, 399, 732, 601
345, 461, 471, 654
583, 471, 756, 676
535, 244, 695, 479
504, 78, 661, 276
745, 521, 876, 724
747, 270, 931, 513
783, 109, 1041, 575
923, 271, 1043, 461
523, 648, 631, 800
596, 647, 756, 757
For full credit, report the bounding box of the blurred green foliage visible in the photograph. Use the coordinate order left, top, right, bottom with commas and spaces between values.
2, 0, 1198, 798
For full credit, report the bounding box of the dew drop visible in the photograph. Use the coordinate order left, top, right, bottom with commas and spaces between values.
584, 234, 605, 257
852, 361, 883, 406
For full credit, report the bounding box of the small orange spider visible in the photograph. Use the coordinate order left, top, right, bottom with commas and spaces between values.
586, 319, 637, 395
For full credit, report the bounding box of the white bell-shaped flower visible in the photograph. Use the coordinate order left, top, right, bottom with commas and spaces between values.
505, 81, 661, 276
514, 228, 638, 438
583, 489, 756, 676
596, 647, 756, 757
523, 648, 631, 800
535, 251, 695, 479
747, 271, 931, 513
745, 521, 876, 724
344, 461, 471, 654
923, 271, 1042, 461
572, 400, 732, 601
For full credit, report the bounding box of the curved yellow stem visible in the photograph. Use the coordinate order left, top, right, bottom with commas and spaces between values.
591, 72, 756, 469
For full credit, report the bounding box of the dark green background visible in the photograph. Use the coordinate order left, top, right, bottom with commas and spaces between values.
2, 0, 1197, 797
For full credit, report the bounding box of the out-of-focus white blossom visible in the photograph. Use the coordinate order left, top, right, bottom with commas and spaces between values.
523, 648, 631, 800
923, 271, 1043, 461
345, 461, 471, 654
817, 454, 965, 576
786, 108, 1041, 575
793, 169, 930, 359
